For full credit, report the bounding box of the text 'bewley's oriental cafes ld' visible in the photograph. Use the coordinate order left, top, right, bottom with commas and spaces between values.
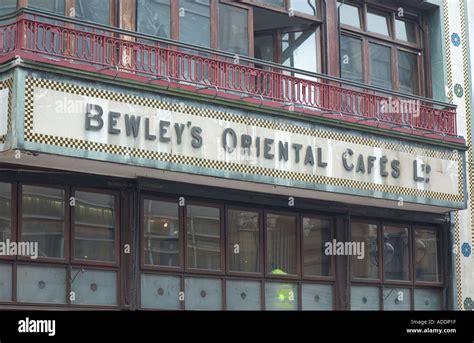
0, 0, 467, 311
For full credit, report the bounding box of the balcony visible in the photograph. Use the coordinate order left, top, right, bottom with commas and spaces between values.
0, 8, 461, 143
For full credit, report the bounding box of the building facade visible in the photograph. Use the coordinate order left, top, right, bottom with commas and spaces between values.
0, 0, 471, 310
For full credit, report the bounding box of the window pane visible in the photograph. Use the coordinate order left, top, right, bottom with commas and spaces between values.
228, 209, 260, 273
219, 4, 248, 56
179, 0, 210, 47
350, 285, 380, 310
21, 185, 65, 259
255, 0, 284, 7
71, 269, 117, 305
383, 287, 410, 310
370, 43, 392, 89
351, 222, 378, 279
414, 289, 442, 310
0, 264, 12, 301
185, 277, 222, 310
0, 183, 11, 243
339, 3, 360, 28
414, 229, 441, 282
141, 274, 181, 310
28, 0, 65, 14
143, 199, 180, 267
265, 282, 298, 310
75, 0, 110, 25
0, 0, 16, 16
254, 35, 275, 62
74, 191, 116, 262
302, 284, 333, 310
367, 11, 389, 36
137, 0, 171, 38
303, 217, 332, 277
281, 31, 317, 73
291, 0, 317, 16
266, 213, 297, 275
17, 265, 66, 304
398, 50, 419, 94
186, 205, 221, 270
340, 35, 363, 83
395, 19, 417, 43
226, 280, 261, 310
383, 226, 410, 281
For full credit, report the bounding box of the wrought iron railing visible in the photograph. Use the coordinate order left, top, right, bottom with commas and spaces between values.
0, 8, 458, 138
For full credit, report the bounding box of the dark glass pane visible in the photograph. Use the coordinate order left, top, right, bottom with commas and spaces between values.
228, 209, 260, 273
281, 31, 316, 73
266, 213, 297, 275
0, 183, 11, 243
370, 43, 392, 89
74, 191, 116, 262
0, 0, 16, 16
340, 35, 363, 83
351, 222, 378, 279
265, 282, 298, 310
254, 35, 274, 62
291, 0, 317, 16
367, 11, 389, 36
383, 226, 410, 281
255, 0, 284, 7
339, 3, 360, 28
414, 229, 441, 282
143, 199, 180, 267
137, 0, 171, 38
219, 4, 248, 56
395, 19, 417, 43
75, 0, 110, 25
28, 0, 65, 14
186, 205, 221, 270
303, 217, 332, 277
21, 185, 64, 259
398, 50, 419, 94
179, 0, 210, 47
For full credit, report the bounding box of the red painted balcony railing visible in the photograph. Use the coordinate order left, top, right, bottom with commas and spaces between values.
0, 9, 458, 138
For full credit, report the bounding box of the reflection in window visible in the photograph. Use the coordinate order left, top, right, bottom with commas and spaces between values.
219, 4, 248, 56
367, 11, 389, 36
0, 183, 11, 243
291, 0, 317, 16
266, 214, 297, 275
281, 31, 317, 73
254, 35, 275, 62
143, 199, 180, 267
398, 51, 419, 94
265, 282, 298, 310
186, 205, 221, 270
21, 185, 65, 259
414, 229, 441, 282
0, 0, 16, 16
28, 0, 65, 14
383, 226, 409, 281
339, 3, 360, 28
340, 35, 363, 83
351, 222, 378, 279
74, 191, 116, 262
75, 0, 110, 25
255, 0, 284, 7
137, 0, 171, 38
179, 0, 210, 47
303, 217, 332, 277
395, 19, 417, 43
370, 43, 392, 89
228, 209, 260, 273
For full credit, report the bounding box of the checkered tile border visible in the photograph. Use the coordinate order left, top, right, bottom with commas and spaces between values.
23, 76, 464, 203
0, 78, 13, 145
